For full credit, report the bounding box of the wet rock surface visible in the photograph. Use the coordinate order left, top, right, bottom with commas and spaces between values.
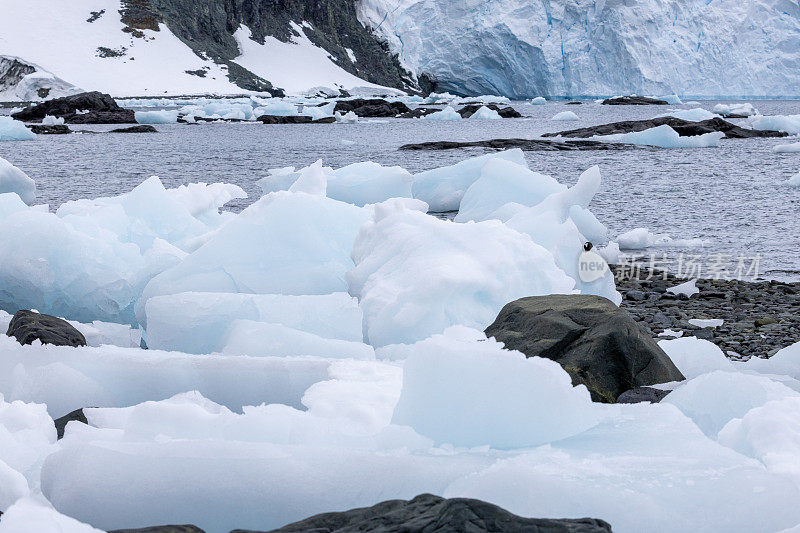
457, 103, 522, 118
400, 138, 635, 151
614, 265, 800, 360
257, 115, 335, 124
334, 98, 411, 117
602, 96, 669, 105
12, 91, 136, 124
543, 116, 787, 139
243, 493, 612, 533
6, 310, 87, 347
109, 125, 158, 133
28, 124, 72, 134
616, 386, 671, 404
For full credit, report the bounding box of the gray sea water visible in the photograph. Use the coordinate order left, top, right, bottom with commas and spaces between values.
2, 99, 800, 280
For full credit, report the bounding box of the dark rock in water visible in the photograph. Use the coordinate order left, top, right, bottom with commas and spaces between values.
617, 387, 671, 404
54, 408, 88, 439
602, 96, 669, 105
457, 103, 522, 118
257, 115, 334, 124
12, 91, 136, 124
6, 310, 87, 348
400, 138, 635, 151
28, 124, 72, 135
485, 294, 685, 403
566, 101, 583, 105
108, 526, 205, 533
334, 98, 411, 117
109, 125, 158, 133
544, 116, 787, 139
398, 107, 440, 118
240, 493, 612, 533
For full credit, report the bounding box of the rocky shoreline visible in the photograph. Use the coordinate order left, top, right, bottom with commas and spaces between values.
614, 265, 800, 361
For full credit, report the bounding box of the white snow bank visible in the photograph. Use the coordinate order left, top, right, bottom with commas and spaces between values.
0, 117, 35, 142
40, 115, 64, 126
688, 318, 723, 328
775, 142, 800, 153
335, 110, 358, 123
411, 149, 527, 212
0, 158, 35, 205
750, 115, 800, 135
667, 279, 699, 298
392, 327, 599, 448
424, 106, 462, 121
144, 292, 362, 354
347, 199, 574, 346
596, 125, 723, 148
551, 111, 579, 121
134, 110, 178, 124
659, 337, 734, 379
616, 227, 705, 249
468, 106, 501, 119
655, 108, 718, 121
714, 103, 758, 117
0, 497, 103, 533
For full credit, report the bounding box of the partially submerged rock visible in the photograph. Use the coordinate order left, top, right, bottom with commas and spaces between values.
334, 98, 411, 117
109, 125, 158, 133
399, 138, 634, 151
257, 115, 335, 124
544, 116, 787, 139
108, 526, 205, 533
6, 310, 87, 347
241, 493, 612, 533
12, 91, 136, 124
602, 96, 669, 105
485, 294, 685, 403
27, 124, 71, 134
617, 387, 671, 404
457, 103, 522, 118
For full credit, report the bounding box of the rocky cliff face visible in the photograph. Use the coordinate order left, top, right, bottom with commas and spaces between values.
121, 0, 416, 95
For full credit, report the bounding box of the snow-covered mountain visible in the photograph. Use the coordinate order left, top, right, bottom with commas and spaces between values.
0, 0, 414, 100
358, 0, 800, 98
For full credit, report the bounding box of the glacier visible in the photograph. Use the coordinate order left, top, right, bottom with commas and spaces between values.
358, 0, 800, 98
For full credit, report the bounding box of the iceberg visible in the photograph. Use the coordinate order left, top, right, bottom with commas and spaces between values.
551, 110, 579, 121
714, 103, 758, 117
774, 143, 800, 153
423, 106, 461, 121
0, 116, 35, 142
468, 105, 501, 119
596, 125, 724, 148
0, 158, 35, 205
656, 108, 719, 121
749, 115, 800, 135
134, 110, 179, 124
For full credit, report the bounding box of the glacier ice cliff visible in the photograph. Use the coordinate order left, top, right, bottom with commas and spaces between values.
358, 0, 800, 98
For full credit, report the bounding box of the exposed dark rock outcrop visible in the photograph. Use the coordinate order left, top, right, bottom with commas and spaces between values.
110, 125, 158, 133
400, 138, 635, 151
54, 408, 89, 439
6, 310, 87, 348
0, 56, 35, 96
398, 107, 440, 118
12, 91, 136, 124
334, 98, 411, 117
602, 96, 669, 105
239, 494, 612, 533
485, 294, 685, 403
257, 115, 334, 124
123, 0, 417, 95
457, 103, 522, 118
616, 387, 671, 404
28, 124, 72, 134
108, 526, 205, 533
543, 117, 788, 139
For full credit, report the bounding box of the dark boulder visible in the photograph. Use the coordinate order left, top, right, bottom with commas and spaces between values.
109, 125, 158, 133
566, 101, 583, 105
54, 408, 89, 439
12, 91, 136, 124
457, 103, 522, 118
398, 107, 440, 118
28, 125, 71, 135
543, 116, 787, 139
334, 98, 411, 117
616, 387, 671, 404
6, 310, 86, 347
238, 493, 612, 533
485, 295, 685, 403
602, 96, 669, 105
108, 526, 205, 533
400, 138, 635, 151
257, 115, 334, 124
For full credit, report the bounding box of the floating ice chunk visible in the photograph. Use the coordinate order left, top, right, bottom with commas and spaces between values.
252, 99, 298, 117
137, 191, 368, 327
134, 110, 178, 124
551, 110, 579, 121
597, 125, 724, 148
0, 116, 35, 141
289, 159, 327, 195
661, 94, 683, 105
665, 370, 799, 436
166, 182, 246, 223
222, 320, 374, 359
454, 158, 564, 223
392, 327, 600, 448
328, 162, 413, 206
659, 329, 684, 338
530, 96, 547, 105
424, 106, 461, 121
411, 149, 527, 212
257, 166, 301, 195
0, 394, 55, 490
658, 336, 733, 379
667, 279, 699, 297
775, 143, 800, 153
335, 110, 358, 123
0, 496, 104, 533
468, 106, 501, 119
0, 158, 35, 205
40, 115, 64, 126
655, 108, 718, 121
617, 227, 705, 249
596, 240, 621, 264
145, 292, 363, 354
750, 114, 800, 135
688, 318, 723, 328
301, 102, 334, 120
788, 171, 800, 187
714, 102, 758, 117
347, 200, 574, 346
